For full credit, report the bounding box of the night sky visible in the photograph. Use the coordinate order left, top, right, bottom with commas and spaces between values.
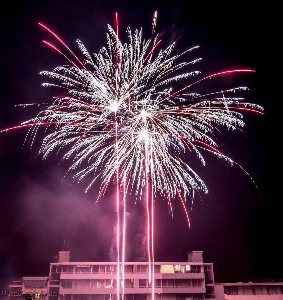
0, 0, 280, 290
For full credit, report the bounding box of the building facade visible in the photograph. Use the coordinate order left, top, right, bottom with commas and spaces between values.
5, 251, 283, 300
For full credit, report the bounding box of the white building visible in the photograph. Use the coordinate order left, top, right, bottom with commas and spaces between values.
5, 251, 283, 300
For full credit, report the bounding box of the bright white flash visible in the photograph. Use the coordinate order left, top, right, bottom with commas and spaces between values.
140, 109, 150, 120
110, 101, 119, 113
139, 129, 149, 141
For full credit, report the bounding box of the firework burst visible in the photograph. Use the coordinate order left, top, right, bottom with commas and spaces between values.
9, 18, 263, 214
1, 12, 264, 299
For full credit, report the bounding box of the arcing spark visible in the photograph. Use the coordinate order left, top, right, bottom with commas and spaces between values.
5, 17, 263, 222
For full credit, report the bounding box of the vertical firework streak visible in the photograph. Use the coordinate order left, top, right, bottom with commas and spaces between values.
150, 147, 155, 300
145, 131, 152, 285
1, 11, 264, 300
115, 114, 120, 298
122, 173, 126, 299
115, 13, 121, 298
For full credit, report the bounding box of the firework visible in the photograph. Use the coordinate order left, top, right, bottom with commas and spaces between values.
1, 12, 264, 299
10, 19, 262, 212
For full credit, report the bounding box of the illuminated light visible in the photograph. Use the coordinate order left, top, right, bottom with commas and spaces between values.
109, 101, 119, 113
139, 129, 149, 141
140, 109, 150, 120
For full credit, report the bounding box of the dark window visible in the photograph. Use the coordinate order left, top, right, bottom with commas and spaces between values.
136, 265, 147, 273
73, 295, 89, 300
243, 286, 253, 295
224, 286, 238, 295
139, 279, 146, 287
267, 285, 277, 295
162, 279, 174, 287
62, 266, 74, 274
92, 266, 99, 273
191, 265, 201, 273
105, 265, 116, 273
61, 280, 72, 288
24, 280, 47, 288
175, 279, 191, 287
60, 295, 71, 300
73, 280, 90, 288
75, 266, 91, 274
123, 265, 133, 273
91, 295, 105, 300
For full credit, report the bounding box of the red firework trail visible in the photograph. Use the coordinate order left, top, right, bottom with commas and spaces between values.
38, 22, 86, 70
166, 69, 257, 101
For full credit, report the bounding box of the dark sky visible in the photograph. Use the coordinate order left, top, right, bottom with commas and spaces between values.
0, 0, 280, 289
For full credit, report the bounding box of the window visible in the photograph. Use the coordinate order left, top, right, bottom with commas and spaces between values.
243, 286, 253, 294
192, 279, 202, 288
176, 295, 192, 300
75, 266, 91, 274
139, 279, 147, 288
91, 295, 106, 300
73, 295, 89, 300
74, 280, 90, 288
267, 285, 277, 295
193, 294, 204, 300
154, 265, 160, 273
154, 279, 161, 288
174, 265, 181, 272
161, 294, 176, 300
60, 295, 71, 300
174, 265, 187, 273
224, 286, 238, 295
51, 266, 62, 273
92, 265, 99, 273
132, 296, 146, 300
175, 279, 191, 288
205, 286, 215, 298
62, 266, 74, 274
185, 265, 191, 272
136, 265, 147, 273
105, 279, 113, 288
123, 279, 133, 288
49, 288, 59, 300
105, 265, 116, 273
56, 266, 61, 272
161, 265, 174, 274
61, 280, 72, 288
254, 286, 263, 295
91, 280, 105, 288
191, 265, 201, 273
162, 279, 174, 288
123, 265, 133, 273
24, 280, 47, 288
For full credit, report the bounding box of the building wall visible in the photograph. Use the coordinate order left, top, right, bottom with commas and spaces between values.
50, 261, 207, 299
224, 296, 283, 300
6, 251, 283, 300
214, 282, 283, 300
